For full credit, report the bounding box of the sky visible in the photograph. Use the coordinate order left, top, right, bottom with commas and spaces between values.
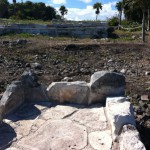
10, 0, 121, 21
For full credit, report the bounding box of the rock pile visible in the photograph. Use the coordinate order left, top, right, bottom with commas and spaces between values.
0, 70, 146, 149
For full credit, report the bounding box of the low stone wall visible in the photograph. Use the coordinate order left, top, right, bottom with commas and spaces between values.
106, 97, 145, 150
0, 22, 108, 38
0, 70, 146, 149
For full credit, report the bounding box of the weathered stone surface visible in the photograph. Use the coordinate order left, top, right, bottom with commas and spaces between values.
21, 70, 39, 88
89, 71, 125, 104
106, 97, 135, 141
40, 105, 78, 120
0, 81, 24, 122
17, 119, 87, 150
21, 71, 49, 102
70, 106, 107, 131
89, 130, 112, 150
24, 84, 49, 102
47, 81, 90, 104
119, 124, 146, 150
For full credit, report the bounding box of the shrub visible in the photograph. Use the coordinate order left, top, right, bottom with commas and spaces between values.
108, 16, 119, 26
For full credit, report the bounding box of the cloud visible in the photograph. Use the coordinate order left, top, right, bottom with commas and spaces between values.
51, 0, 66, 4
56, 1, 118, 21
79, 0, 92, 3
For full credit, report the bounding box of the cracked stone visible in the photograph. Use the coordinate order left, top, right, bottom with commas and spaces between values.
70, 106, 107, 131
40, 105, 78, 120
16, 119, 87, 150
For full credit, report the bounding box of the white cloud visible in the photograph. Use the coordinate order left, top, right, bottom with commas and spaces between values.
56, 1, 118, 21
51, 0, 66, 4
79, 0, 92, 3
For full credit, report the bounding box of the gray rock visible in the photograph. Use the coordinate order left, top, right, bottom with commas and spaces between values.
89, 71, 125, 104
47, 81, 90, 104
16, 39, 27, 45
21, 70, 39, 87
64, 44, 78, 51
24, 84, 49, 102
0, 81, 24, 122
31, 62, 42, 70
106, 97, 135, 141
119, 124, 146, 150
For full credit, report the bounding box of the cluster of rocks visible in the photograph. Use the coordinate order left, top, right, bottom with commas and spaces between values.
1, 39, 27, 46
0, 70, 146, 149
0, 70, 125, 121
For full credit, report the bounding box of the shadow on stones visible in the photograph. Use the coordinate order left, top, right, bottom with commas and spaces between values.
5, 102, 41, 121
136, 120, 150, 150
0, 122, 16, 150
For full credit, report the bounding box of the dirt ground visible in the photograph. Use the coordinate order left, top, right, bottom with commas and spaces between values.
0, 33, 150, 149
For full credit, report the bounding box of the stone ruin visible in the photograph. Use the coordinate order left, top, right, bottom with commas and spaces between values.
0, 70, 146, 150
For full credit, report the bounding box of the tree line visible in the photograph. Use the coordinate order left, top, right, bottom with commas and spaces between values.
0, 0, 60, 20
115, 0, 150, 42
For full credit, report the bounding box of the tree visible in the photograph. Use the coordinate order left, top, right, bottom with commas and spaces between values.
59, 5, 68, 19
0, 0, 9, 18
124, 0, 149, 42
116, 1, 123, 26
147, 5, 150, 31
13, 0, 16, 13
93, 2, 102, 21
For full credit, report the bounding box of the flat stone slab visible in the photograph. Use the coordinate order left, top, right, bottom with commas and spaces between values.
1, 103, 109, 150
69, 106, 107, 131
16, 119, 87, 150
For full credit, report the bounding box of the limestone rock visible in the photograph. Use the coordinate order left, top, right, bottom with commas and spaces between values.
106, 97, 135, 141
21, 71, 48, 102
24, 84, 49, 102
89, 71, 125, 104
119, 124, 146, 150
70, 107, 107, 131
21, 70, 39, 88
17, 119, 87, 150
31, 62, 42, 70
89, 130, 112, 150
0, 81, 24, 122
47, 81, 90, 104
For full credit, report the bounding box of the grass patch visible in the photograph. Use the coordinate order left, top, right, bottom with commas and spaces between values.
0, 18, 52, 25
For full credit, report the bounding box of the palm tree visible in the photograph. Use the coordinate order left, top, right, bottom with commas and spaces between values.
125, 0, 149, 42
13, 0, 16, 13
93, 2, 102, 21
116, 1, 123, 26
59, 5, 68, 19
0, 0, 9, 18
147, 6, 150, 31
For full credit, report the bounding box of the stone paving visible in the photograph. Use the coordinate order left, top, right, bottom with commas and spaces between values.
0, 102, 113, 150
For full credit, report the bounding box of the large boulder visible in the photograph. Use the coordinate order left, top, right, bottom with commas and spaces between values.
0, 81, 24, 122
106, 97, 135, 141
89, 71, 125, 104
119, 124, 146, 150
21, 70, 39, 88
47, 81, 90, 104
21, 71, 49, 102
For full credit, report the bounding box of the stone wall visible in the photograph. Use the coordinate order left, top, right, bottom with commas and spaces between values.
0, 22, 108, 38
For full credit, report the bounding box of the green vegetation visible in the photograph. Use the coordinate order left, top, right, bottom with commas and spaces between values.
93, 2, 103, 21
116, 0, 150, 42
0, 18, 52, 25
108, 17, 119, 26
0, 0, 60, 21
59, 5, 68, 20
